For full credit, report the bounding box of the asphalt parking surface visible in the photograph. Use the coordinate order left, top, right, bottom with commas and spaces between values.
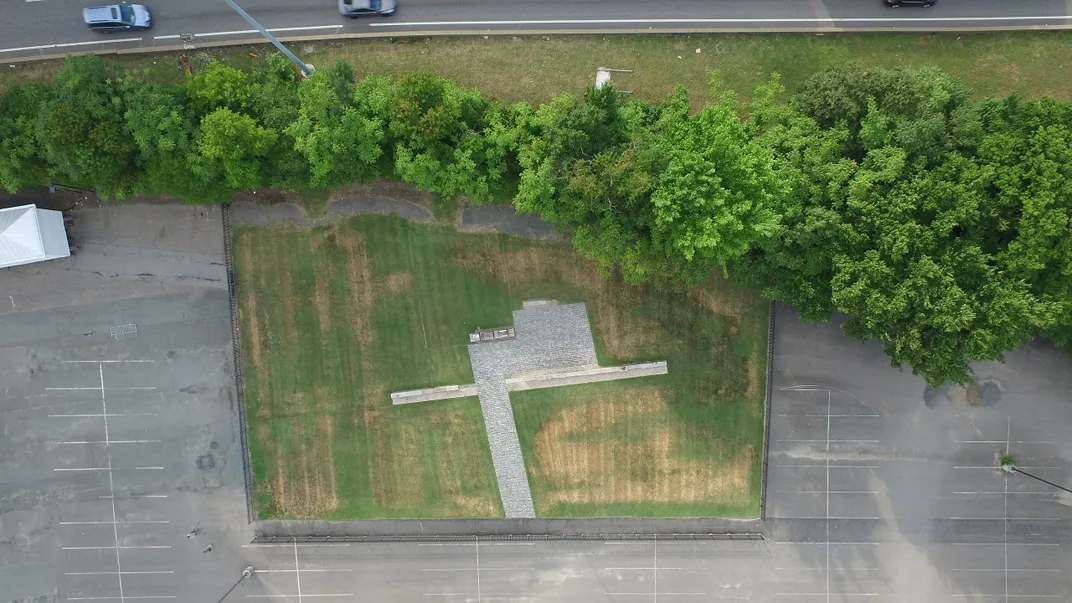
3, 204, 1070, 603
0, 205, 253, 603
767, 304, 1072, 601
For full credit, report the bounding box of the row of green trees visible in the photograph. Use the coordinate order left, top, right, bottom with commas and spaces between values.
2, 55, 1069, 385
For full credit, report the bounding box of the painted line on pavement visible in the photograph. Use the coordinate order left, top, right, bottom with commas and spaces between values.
0, 37, 140, 52
154, 24, 342, 40
371, 15, 1072, 27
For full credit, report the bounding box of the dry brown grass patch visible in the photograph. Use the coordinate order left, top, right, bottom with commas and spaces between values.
747, 357, 761, 400
384, 271, 413, 294
338, 231, 374, 353
450, 250, 503, 280
531, 387, 753, 508
687, 288, 746, 319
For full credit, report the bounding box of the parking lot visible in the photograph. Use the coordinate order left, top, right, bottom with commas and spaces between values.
767, 304, 1072, 601
0, 205, 253, 603
3, 203, 1070, 603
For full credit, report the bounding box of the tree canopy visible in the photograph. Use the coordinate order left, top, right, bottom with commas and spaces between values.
2, 55, 1071, 385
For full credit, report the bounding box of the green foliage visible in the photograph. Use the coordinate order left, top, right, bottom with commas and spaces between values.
185, 61, 252, 116
381, 73, 517, 203
7, 53, 1072, 386
38, 56, 140, 197
744, 65, 1060, 385
0, 83, 50, 192
288, 61, 384, 188
197, 107, 276, 191
518, 83, 781, 287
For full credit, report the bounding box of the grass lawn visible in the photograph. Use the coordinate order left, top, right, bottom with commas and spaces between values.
234, 214, 768, 519
4, 32, 1072, 102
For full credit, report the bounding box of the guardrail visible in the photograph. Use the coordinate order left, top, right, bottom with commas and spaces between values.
221, 202, 257, 524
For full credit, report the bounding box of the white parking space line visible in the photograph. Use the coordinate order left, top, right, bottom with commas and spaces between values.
776, 587, 883, 592
776, 414, 880, 418
243, 544, 351, 548
608, 587, 707, 592
64, 546, 172, 550
65, 592, 175, 596
52, 440, 161, 445
953, 568, 1061, 572
47, 386, 156, 391
55, 466, 163, 471
774, 465, 879, 469
61, 520, 169, 525
245, 592, 353, 596
423, 567, 535, 572
946, 517, 1061, 521
951, 592, 1059, 596
776, 439, 879, 444
956, 440, 1059, 444
65, 571, 174, 575
951, 542, 1059, 547
50, 413, 158, 418
256, 569, 353, 573
64, 356, 155, 360
776, 491, 878, 495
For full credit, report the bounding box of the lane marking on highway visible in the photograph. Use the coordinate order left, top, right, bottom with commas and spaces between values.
154, 24, 342, 40
370, 16, 1072, 27
0, 38, 141, 54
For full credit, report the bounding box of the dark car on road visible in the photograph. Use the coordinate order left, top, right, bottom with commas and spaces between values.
338, 0, 396, 17
886, 0, 937, 6
83, 3, 152, 32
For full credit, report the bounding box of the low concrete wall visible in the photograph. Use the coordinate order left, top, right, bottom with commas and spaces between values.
253, 517, 763, 541
507, 361, 668, 391
390, 384, 478, 405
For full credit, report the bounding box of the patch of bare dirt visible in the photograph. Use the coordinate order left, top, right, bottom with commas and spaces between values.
384, 271, 413, 294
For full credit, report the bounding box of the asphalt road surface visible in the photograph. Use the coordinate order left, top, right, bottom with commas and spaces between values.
1, 0, 1071, 61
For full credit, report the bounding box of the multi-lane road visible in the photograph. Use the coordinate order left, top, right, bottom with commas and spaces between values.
1, 0, 1071, 62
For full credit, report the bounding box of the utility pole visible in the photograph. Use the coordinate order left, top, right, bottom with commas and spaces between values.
215, 565, 256, 603
220, 0, 313, 77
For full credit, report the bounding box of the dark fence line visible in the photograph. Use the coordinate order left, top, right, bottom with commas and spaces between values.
759, 301, 776, 520
221, 202, 257, 524
252, 533, 766, 544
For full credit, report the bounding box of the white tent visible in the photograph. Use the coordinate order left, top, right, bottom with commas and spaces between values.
0, 204, 71, 269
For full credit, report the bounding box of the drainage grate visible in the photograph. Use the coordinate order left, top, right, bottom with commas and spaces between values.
109, 324, 138, 339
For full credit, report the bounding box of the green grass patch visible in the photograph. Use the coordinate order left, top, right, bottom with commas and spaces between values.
235, 214, 767, 518
6, 32, 1072, 102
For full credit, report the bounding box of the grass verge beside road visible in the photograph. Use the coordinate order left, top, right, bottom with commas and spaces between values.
3, 32, 1072, 102
234, 214, 767, 519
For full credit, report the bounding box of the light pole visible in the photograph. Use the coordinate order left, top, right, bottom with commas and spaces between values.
216, 565, 256, 603
220, 0, 313, 77
1001, 456, 1072, 494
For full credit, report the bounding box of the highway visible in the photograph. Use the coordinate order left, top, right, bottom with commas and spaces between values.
1, 0, 1071, 62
